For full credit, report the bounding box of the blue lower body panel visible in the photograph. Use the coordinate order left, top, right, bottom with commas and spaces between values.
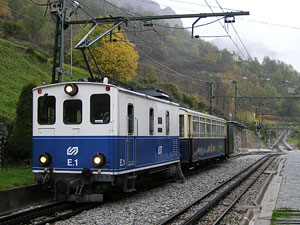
33, 136, 180, 174
180, 138, 226, 163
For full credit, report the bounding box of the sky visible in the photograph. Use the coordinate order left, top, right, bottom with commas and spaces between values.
154, 0, 300, 72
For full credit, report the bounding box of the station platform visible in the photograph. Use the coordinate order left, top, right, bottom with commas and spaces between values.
252, 149, 300, 225
275, 150, 300, 210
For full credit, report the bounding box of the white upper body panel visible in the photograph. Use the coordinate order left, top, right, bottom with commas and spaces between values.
33, 82, 179, 137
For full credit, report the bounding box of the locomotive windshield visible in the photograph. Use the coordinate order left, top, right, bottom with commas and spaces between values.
63, 100, 82, 124
90, 94, 110, 124
38, 96, 55, 125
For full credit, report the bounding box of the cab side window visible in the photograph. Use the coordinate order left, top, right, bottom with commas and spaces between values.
38, 96, 56, 125
149, 108, 154, 135
90, 94, 110, 124
128, 104, 134, 135
166, 111, 170, 135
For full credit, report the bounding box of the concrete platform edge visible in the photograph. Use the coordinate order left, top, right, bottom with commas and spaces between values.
0, 184, 54, 214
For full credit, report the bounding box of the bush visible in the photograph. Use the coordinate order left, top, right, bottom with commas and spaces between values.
8, 83, 35, 163
1, 20, 25, 38
25, 47, 48, 63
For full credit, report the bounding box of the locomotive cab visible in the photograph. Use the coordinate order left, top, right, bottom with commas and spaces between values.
32, 82, 180, 202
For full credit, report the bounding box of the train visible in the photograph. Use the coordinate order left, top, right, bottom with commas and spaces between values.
32, 80, 234, 202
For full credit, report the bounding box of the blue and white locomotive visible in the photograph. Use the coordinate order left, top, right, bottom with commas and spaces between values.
32, 80, 234, 202
32, 81, 181, 202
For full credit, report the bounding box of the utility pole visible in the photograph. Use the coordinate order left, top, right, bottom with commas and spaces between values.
51, 0, 67, 83
207, 82, 214, 115
232, 80, 237, 120
46, 0, 249, 83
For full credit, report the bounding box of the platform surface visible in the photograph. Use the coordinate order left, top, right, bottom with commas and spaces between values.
276, 150, 300, 210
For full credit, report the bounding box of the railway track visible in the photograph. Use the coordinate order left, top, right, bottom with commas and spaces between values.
158, 153, 279, 225
0, 201, 97, 225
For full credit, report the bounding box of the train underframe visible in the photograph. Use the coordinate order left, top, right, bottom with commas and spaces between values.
34, 162, 184, 202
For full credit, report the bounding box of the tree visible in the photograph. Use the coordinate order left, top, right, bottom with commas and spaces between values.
0, 0, 12, 22
73, 25, 139, 82
8, 83, 35, 163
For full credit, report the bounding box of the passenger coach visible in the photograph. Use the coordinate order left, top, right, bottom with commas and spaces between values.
179, 108, 233, 167
32, 81, 180, 202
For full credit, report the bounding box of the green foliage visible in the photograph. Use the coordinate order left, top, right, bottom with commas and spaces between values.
1, 20, 25, 38
1, 0, 300, 133
0, 38, 87, 121
8, 83, 35, 162
271, 209, 300, 225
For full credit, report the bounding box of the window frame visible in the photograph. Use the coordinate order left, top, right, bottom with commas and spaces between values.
166, 111, 170, 135
38, 95, 56, 125
90, 94, 111, 125
149, 108, 154, 135
63, 99, 82, 125
179, 114, 184, 137
128, 104, 134, 135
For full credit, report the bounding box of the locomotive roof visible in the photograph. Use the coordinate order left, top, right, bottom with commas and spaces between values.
33, 81, 179, 106
179, 107, 227, 122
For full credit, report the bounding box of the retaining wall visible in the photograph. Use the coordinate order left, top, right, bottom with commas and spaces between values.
233, 126, 265, 150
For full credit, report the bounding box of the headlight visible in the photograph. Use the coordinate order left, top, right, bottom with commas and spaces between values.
92, 153, 106, 168
64, 83, 78, 96
39, 153, 52, 166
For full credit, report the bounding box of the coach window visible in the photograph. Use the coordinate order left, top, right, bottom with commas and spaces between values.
200, 118, 205, 137
38, 96, 56, 125
128, 104, 134, 135
90, 94, 110, 124
192, 116, 199, 137
217, 122, 221, 137
149, 108, 154, 135
166, 111, 170, 135
212, 120, 216, 137
221, 124, 225, 137
179, 115, 184, 137
206, 119, 212, 137
64, 100, 82, 124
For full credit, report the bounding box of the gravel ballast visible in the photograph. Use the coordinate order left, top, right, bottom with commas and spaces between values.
56, 155, 264, 225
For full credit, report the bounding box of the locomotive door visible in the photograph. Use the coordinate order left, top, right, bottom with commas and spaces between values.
126, 100, 136, 166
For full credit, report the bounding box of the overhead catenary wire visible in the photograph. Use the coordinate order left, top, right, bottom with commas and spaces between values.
214, 0, 253, 61
29, 0, 51, 6
69, 0, 238, 84
12, 0, 241, 84
202, 0, 248, 61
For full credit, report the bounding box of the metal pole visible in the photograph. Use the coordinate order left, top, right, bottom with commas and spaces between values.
207, 82, 213, 115
58, 0, 66, 83
232, 80, 237, 121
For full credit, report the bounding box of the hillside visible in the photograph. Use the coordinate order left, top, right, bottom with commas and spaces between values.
0, 38, 87, 120
1, 0, 300, 130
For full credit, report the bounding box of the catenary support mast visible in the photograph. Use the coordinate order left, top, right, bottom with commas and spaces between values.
50, 0, 249, 83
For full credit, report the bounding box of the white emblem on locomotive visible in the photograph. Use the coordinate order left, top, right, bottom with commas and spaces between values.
67, 147, 79, 156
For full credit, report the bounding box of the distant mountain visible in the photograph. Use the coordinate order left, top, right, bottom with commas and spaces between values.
107, 0, 183, 26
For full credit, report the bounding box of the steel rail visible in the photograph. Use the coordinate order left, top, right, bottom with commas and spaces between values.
212, 156, 276, 225
181, 155, 272, 225
0, 201, 77, 225
35, 203, 98, 225
158, 155, 269, 225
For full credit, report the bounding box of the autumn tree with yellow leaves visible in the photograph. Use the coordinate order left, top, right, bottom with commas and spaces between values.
73, 25, 139, 82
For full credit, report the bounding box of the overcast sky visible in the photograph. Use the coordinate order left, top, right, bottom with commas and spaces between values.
154, 0, 300, 72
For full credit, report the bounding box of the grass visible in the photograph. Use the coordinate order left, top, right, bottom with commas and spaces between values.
0, 166, 36, 191
271, 209, 300, 225
0, 38, 88, 121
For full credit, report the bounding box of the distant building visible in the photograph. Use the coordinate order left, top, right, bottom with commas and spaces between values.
232, 55, 240, 61
287, 87, 296, 94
